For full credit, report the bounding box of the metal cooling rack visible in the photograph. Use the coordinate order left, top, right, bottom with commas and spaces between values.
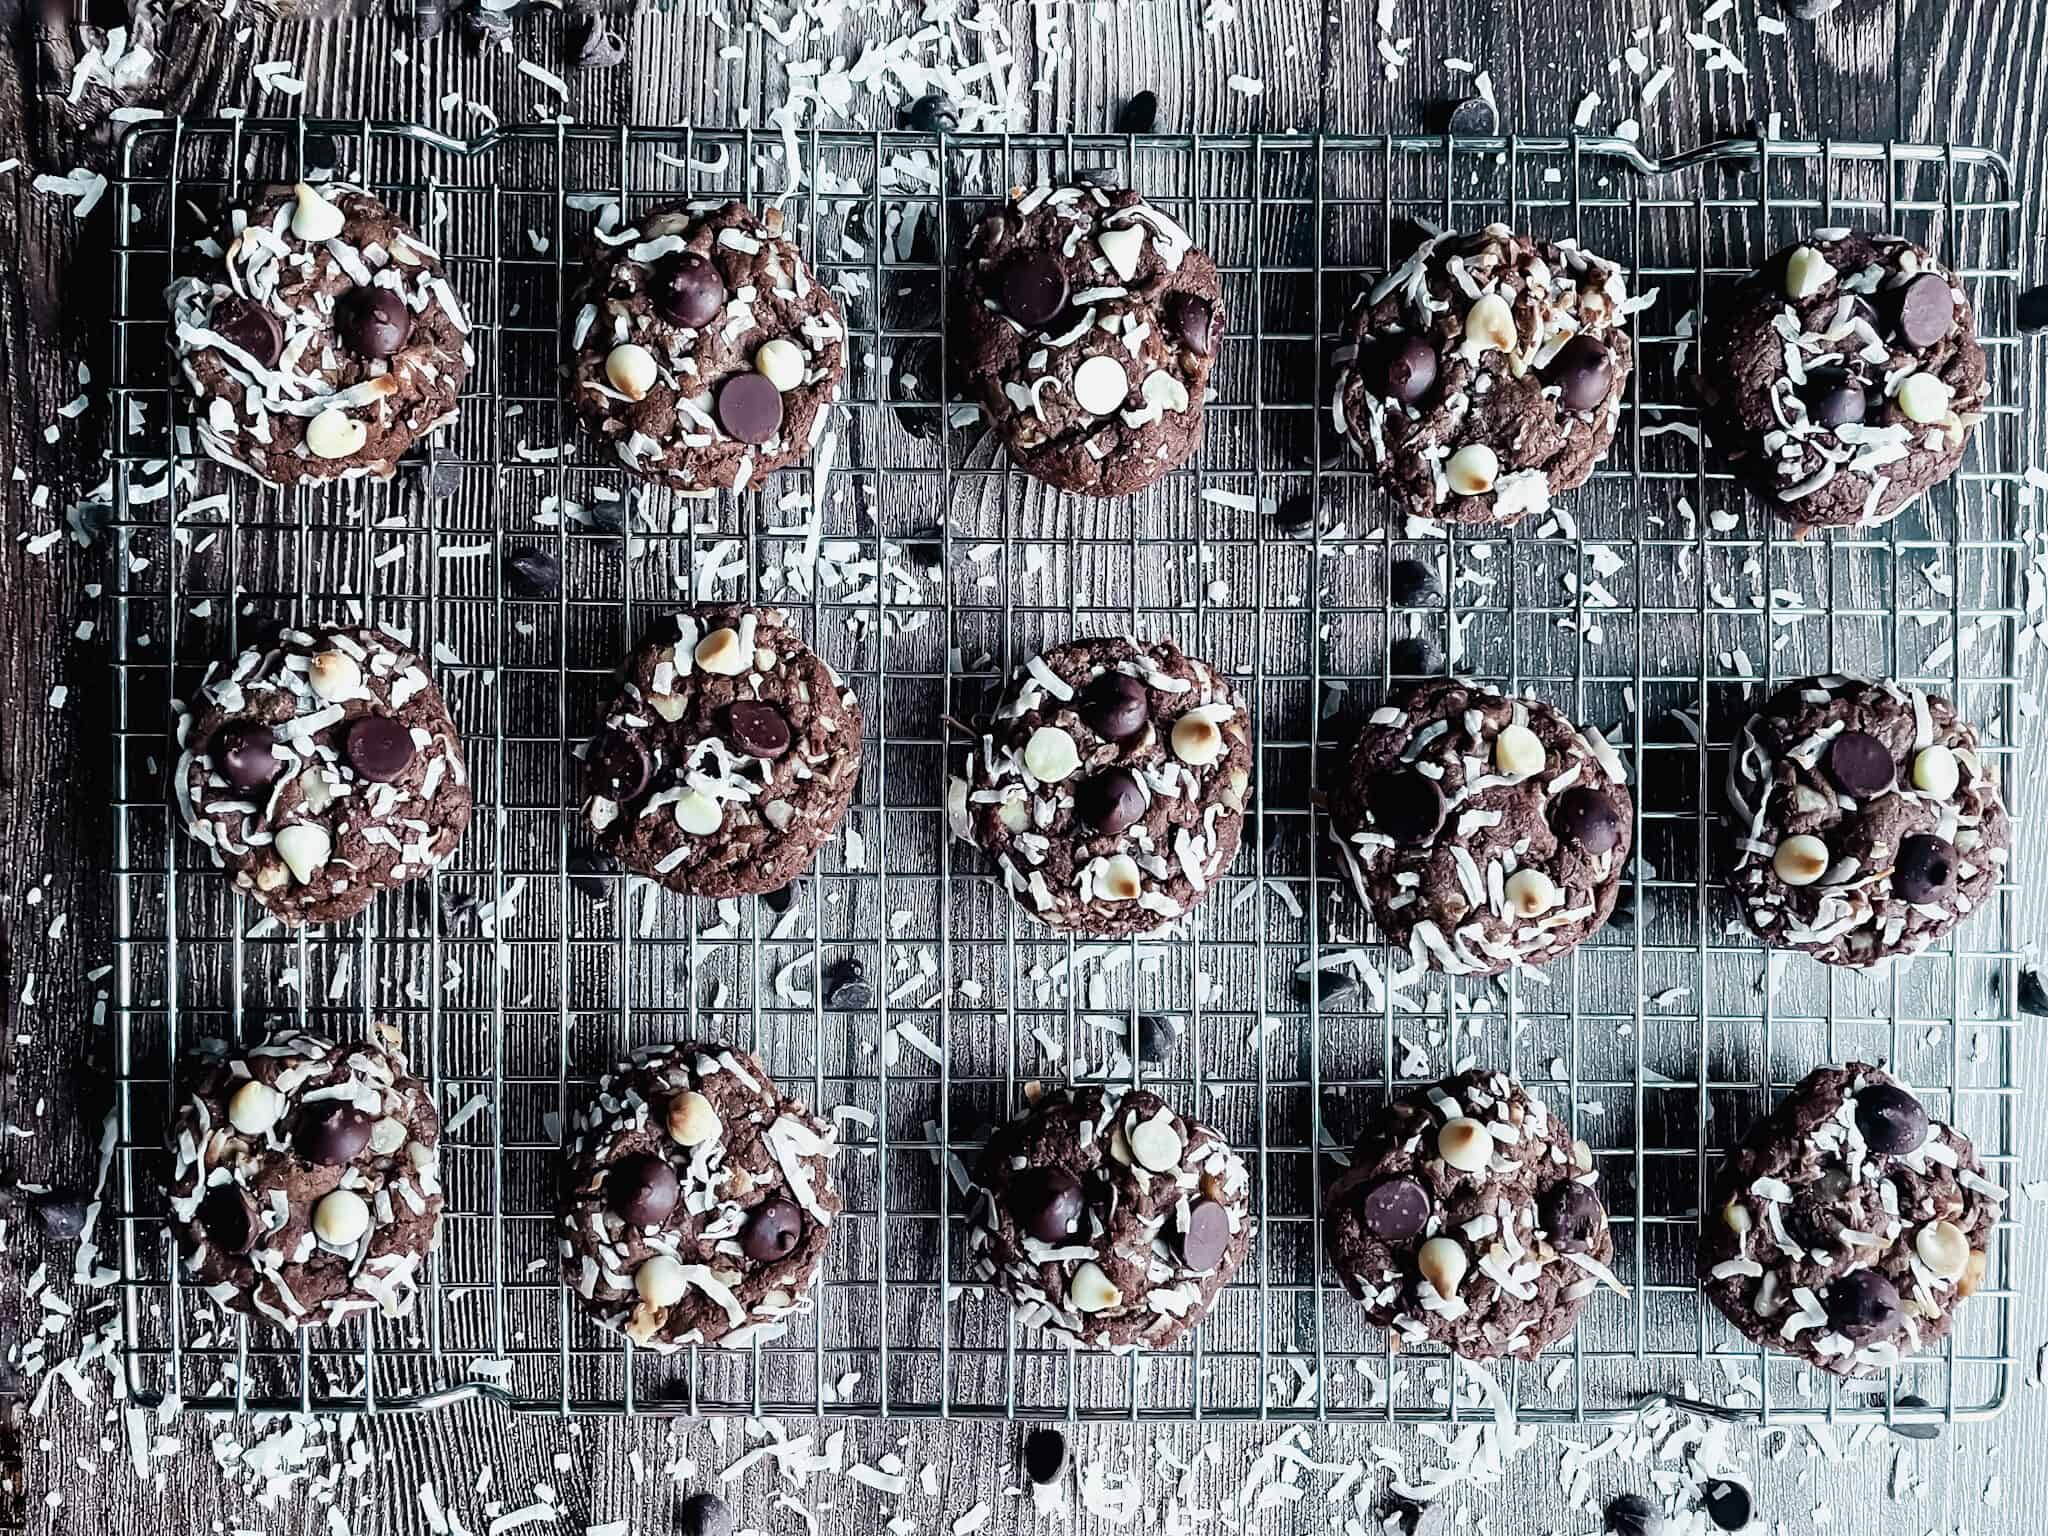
102, 119, 2030, 1427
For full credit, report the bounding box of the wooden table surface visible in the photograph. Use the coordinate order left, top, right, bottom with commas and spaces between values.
5, 2, 2048, 1532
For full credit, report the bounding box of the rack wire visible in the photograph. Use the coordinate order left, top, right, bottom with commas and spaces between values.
102, 120, 2029, 1426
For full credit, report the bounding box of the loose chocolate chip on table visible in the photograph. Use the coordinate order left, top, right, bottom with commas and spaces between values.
1373, 334, 1438, 405
717, 371, 784, 443
198, 1185, 257, 1253
215, 722, 283, 790
1078, 670, 1150, 740
33, 1191, 88, 1241
1179, 1198, 1232, 1269
567, 4, 627, 68
1444, 96, 1497, 135
727, 700, 792, 759
211, 297, 285, 368
504, 546, 561, 599
1075, 766, 1146, 835
2019, 284, 2048, 334
608, 1153, 680, 1224
825, 957, 874, 1010
1893, 833, 1956, 904
1803, 368, 1866, 429
1389, 634, 1443, 675
1604, 1492, 1659, 1536
347, 715, 416, 782
1136, 1012, 1181, 1062
1274, 493, 1319, 534
296, 1103, 375, 1165
760, 881, 796, 914
652, 252, 726, 328
740, 1198, 803, 1261
2020, 964, 2048, 1018
339, 286, 413, 358
1823, 728, 1892, 796
1001, 251, 1070, 328
1358, 1175, 1431, 1241
1022, 1426, 1068, 1485
1883, 1391, 1942, 1441
1114, 89, 1159, 134
567, 845, 617, 901
1545, 334, 1613, 412
1009, 1167, 1085, 1243
679, 1491, 735, 1536
1554, 786, 1624, 855
1853, 1081, 1928, 1154
1166, 292, 1213, 356
1885, 271, 1954, 349
900, 92, 958, 133
1699, 1479, 1753, 1532
1297, 969, 1361, 1008
1542, 1181, 1606, 1253
1390, 557, 1439, 607
1825, 1268, 1903, 1337
1369, 770, 1446, 846
588, 726, 653, 800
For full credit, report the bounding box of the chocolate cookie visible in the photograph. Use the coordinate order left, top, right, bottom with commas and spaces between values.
954, 183, 1223, 496
174, 623, 473, 926
1323, 1070, 1616, 1360
167, 182, 471, 486
1328, 678, 1634, 977
168, 1024, 443, 1330
1695, 232, 1986, 530
946, 636, 1251, 938
570, 201, 846, 490
1724, 676, 2010, 967
1701, 1063, 2003, 1377
558, 1042, 840, 1351
968, 1085, 1253, 1352
581, 606, 862, 898
1335, 225, 1637, 526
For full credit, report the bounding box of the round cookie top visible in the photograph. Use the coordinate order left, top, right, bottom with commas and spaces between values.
1696, 231, 1985, 530
175, 623, 473, 927
1701, 1063, 2003, 1377
570, 200, 846, 491
166, 181, 471, 486
559, 1042, 841, 1352
947, 636, 1251, 938
1725, 675, 2009, 968
954, 183, 1224, 497
582, 605, 863, 898
1336, 224, 1637, 526
168, 1024, 443, 1330
1329, 677, 1634, 977
968, 1084, 1254, 1352
1323, 1069, 1616, 1361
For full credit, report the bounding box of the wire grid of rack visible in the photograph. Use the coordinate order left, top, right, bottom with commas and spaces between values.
101, 119, 2028, 1427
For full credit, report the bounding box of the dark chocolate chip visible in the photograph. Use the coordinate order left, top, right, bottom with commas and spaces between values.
339, 286, 413, 359
727, 700, 792, 759
1274, 493, 1320, 534
567, 846, 617, 901
33, 1191, 88, 1241
900, 92, 958, 133
1699, 1479, 1752, 1532
825, 957, 874, 1010
1854, 1081, 1928, 1154
679, 1491, 735, 1536
1078, 670, 1149, 740
504, 547, 561, 599
197, 1185, 257, 1254
740, 1198, 804, 1261
1390, 557, 1438, 607
1022, 1426, 1068, 1485
1542, 1181, 1606, 1254
760, 881, 796, 914
210, 297, 284, 368
1894, 833, 1956, 904
1299, 969, 1362, 1008
1167, 292, 1214, 357
1545, 334, 1613, 412
2020, 965, 2048, 1018
1373, 334, 1438, 405
295, 1104, 374, 1166
1554, 786, 1624, 855
1114, 89, 1158, 134
1009, 1166, 1085, 1243
1604, 1492, 1659, 1536
1884, 1391, 1942, 1441
1445, 96, 1497, 135
1358, 1175, 1431, 1241
1178, 1198, 1232, 1270
716, 371, 784, 444
1369, 770, 1445, 845
1075, 766, 1146, 835
1390, 634, 1443, 674
1804, 368, 1867, 429
1136, 1013, 1181, 1062
652, 253, 726, 328
215, 722, 283, 791
346, 715, 415, 782
1823, 728, 1892, 796
1000, 251, 1069, 329
1825, 1268, 1903, 1338
608, 1153, 680, 1225
1886, 272, 1954, 349
2019, 284, 2048, 334
1787, 1183, 1846, 1251
588, 727, 653, 801
567, 7, 627, 68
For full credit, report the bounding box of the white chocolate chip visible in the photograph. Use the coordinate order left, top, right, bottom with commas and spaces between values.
635, 1253, 689, 1307
1022, 725, 1080, 783
1504, 868, 1561, 917
369, 1117, 408, 1155
1169, 714, 1224, 767
1068, 1260, 1122, 1313
694, 627, 750, 675
1437, 1117, 1492, 1172
605, 343, 658, 401
1445, 442, 1500, 496
1096, 854, 1143, 902
1128, 1108, 1184, 1173
1912, 744, 1960, 798
228, 1080, 285, 1136
1418, 1236, 1468, 1296
313, 1188, 371, 1246
1460, 291, 1517, 358
1915, 1219, 1970, 1280
308, 648, 363, 701
1493, 723, 1545, 777
1783, 244, 1838, 300
305, 408, 367, 460
647, 691, 687, 722
673, 790, 723, 836
1072, 354, 1129, 416
1721, 1199, 1752, 1236
290, 181, 347, 242
1772, 834, 1830, 886
754, 337, 807, 392
624, 1300, 665, 1342
1895, 372, 1952, 424
274, 823, 333, 885
666, 1089, 721, 1146
1097, 225, 1145, 282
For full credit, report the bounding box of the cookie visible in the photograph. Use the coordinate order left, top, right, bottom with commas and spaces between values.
166, 181, 471, 486
954, 183, 1223, 496
1335, 225, 1637, 526
581, 606, 862, 898
947, 636, 1251, 938
1327, 677, 1634, 977
1323, 1069, 1616, 1361
570, 201, 846, 490
167, 1024, 443, 1330
174, 623, 473, 926
968, 1085, 1253, 1352
558, 1042, 840, 1351
1701, 1063, 2003, 1377
1695, 232, 1986, 530
1724, 676, 2010, 967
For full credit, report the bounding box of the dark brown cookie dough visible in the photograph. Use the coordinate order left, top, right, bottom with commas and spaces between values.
167, 181, 471, 486
968, 1085, 1253, 1352
1336, 225, 1637, 526
174, 623, 473, 927
1323, 1069, 1616, 1361
570, 200, 846, 491
558, 1042, 840, 1351
954, 184, 1223, 497
582, 605, 862, 898
1695, 231, 1986, 530
1725, 676, 2009, 967
947, 636, 1250, 938
168, 1024, 444, 1330
1328, 677, 1634, 978
1701, 1063, 2003, 1377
